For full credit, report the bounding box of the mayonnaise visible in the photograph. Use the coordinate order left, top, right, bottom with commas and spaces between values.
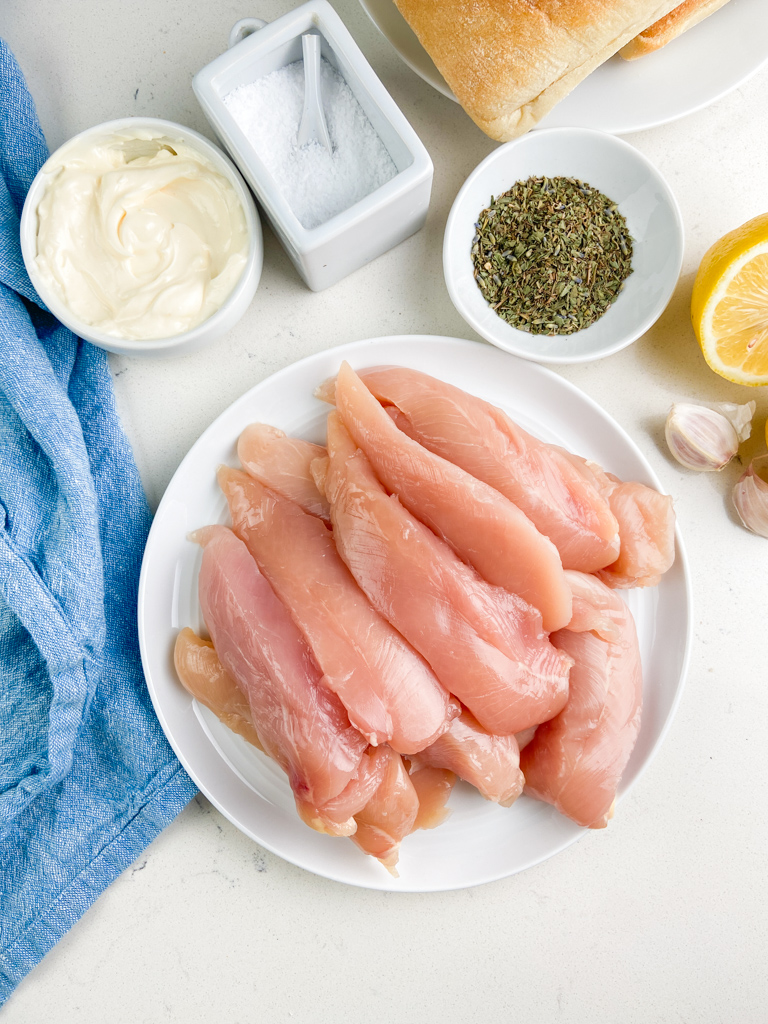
33, 130, 249, 340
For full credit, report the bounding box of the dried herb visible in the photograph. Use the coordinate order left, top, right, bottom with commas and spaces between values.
471, 176, 634, 336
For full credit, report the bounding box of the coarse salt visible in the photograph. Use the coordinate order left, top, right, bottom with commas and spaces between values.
224, 58, 398, 230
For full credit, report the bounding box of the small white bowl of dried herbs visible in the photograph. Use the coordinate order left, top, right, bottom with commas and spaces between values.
443, 127, 683, 364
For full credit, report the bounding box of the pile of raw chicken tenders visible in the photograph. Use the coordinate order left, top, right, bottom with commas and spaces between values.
174, 363, 675, 874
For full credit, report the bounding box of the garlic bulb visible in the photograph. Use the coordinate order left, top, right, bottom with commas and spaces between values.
665, 401, 755, 471
733, 456, 768, 538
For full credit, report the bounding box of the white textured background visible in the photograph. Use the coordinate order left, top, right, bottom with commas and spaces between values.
2, 1, 767, 1021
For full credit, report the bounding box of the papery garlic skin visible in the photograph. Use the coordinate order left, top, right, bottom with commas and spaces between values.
733, 456, 768, 538
665, 401, 755, 472
717, 402, 756, 442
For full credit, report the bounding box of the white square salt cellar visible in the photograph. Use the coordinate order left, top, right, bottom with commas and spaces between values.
193, 0, 434, 291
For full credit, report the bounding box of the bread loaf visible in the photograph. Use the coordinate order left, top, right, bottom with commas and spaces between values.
620, 0, 731, 59
394, 0, 683, 140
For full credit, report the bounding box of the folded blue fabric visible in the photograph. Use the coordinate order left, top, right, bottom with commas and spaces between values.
0, 40, 197, 1003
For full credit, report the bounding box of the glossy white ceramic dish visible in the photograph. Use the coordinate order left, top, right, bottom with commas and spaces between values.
193, 0, 433, 292
359, 0, 768, 134
20, 117, 262, 358
137, 334, 692, 892
444, 128, 684, 365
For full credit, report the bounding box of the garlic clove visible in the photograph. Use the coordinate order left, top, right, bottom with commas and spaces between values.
732, 455, 768, 538
664, 400, 755, 472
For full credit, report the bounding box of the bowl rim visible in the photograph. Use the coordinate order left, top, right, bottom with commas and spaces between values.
443, 126, 684, 365
20, 116, 263, 354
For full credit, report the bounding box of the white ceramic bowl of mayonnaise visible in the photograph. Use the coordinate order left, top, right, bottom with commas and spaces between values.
21, 117, 262, 357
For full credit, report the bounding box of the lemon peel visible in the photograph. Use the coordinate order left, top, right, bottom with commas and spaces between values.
691, 213, 768, 386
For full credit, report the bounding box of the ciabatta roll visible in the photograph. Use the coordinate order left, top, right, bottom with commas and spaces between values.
394, 0, 683, 141
620, 0, 731, 60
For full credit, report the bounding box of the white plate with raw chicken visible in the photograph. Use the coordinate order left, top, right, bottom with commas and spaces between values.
138, 335, 692, 891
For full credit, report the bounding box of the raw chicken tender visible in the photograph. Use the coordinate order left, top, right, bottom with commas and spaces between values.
178, 559, 452, 861
343, 365, 621, 573
562, 454, 675, 589
595, 481, 675, 589
238, 423, 330, 522
410, 709, 524, 807
327, 362, 572, 632
297, 745, 389, 836
174, 627, 264, 751
195, 525, 367, 827
520, 572, 643, 829
218, 466, 457, 754
514, 726, 538, 752
409, 766, 456, 830
322, 413, 572, 735
175, 623, 377, 837
564, 569, 625, 642
351, 746, 419, 875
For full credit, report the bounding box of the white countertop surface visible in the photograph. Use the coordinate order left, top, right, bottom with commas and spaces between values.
3, 2, 768, 1021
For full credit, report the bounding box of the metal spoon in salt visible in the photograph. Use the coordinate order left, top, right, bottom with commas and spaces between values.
297, 33, 332, 153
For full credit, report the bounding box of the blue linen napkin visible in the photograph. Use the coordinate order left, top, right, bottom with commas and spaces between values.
0, 40, 197, 1002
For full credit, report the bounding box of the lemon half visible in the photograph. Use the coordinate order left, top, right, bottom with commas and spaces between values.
691, 213, 768, 386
